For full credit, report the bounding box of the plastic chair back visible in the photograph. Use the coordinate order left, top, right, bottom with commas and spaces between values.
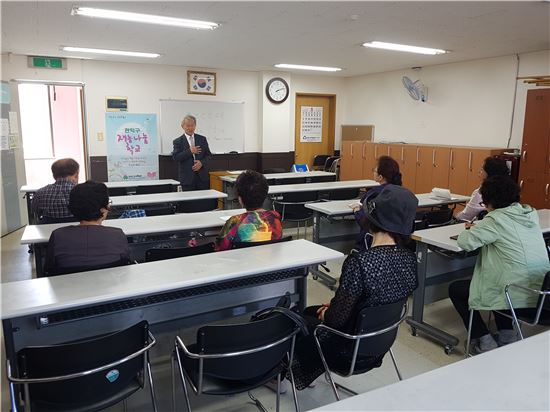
232, 236, 292, 249
145, 243, 215, 262
196, 314, 297, 380
17, 321, 149, 409
136, 184, 174, 195
353, 299, 407, 358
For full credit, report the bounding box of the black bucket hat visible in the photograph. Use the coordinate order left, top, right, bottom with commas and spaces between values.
363, 185, 418, 235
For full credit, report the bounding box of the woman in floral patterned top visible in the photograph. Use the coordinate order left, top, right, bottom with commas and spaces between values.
216, 170, 282, 251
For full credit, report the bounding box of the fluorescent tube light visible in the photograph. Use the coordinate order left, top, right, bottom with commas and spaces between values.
362, 41, 448, 55
71, 6, 219, 30
274, 64, 342, 72
61, 46, 160, 59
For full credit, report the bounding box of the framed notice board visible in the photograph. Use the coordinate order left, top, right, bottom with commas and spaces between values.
106, 96, 128, 112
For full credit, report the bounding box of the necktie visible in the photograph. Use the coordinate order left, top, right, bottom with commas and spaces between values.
189, 135, 195, 160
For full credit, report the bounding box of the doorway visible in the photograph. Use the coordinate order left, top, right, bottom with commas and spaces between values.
294, 94, 336, 168
18, 82, 87, 187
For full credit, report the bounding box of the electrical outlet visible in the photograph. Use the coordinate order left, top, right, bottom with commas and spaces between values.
97, 132, 104, 141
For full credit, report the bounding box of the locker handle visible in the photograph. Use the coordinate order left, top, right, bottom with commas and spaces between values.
416, 148, 420, 164
350, 144, 353, 158
374, 145, 378, 159
522, 151, 527, 162
362, 143, 366, 159
519, 180, 524, 190
401, 147, 404, 162
546, 184, 549, 197
449, 150, 454, 169
432, 149, 436, 167
468, 152, 472, 171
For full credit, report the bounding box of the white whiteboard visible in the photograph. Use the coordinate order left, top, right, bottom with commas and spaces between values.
159, 99, 245, 154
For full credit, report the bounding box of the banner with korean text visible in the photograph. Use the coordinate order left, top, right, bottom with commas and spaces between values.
106, 113, 159, 181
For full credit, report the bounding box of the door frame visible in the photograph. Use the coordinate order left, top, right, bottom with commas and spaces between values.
294, 93, 336, 161
12, 79, 90, 180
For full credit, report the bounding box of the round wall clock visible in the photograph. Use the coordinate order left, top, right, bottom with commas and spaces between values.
266, 77, 289, 104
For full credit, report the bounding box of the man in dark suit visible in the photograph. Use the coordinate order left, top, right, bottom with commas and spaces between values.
172, 115, 212, 191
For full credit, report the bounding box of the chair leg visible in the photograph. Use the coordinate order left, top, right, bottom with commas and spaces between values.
175, 347, 193, 412
465, 309, 474, 359
388, 348, 403, 381
147, 357, 158, 412
287, 365, 301, 412
171, 353, 177, 412
334, 382, 358, 396
276, 373, 281, 412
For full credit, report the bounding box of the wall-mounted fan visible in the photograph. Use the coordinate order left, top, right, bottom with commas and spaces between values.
402, 76, 428, 102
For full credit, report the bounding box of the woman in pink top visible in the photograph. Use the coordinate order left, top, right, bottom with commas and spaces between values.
455, 157, 509, 222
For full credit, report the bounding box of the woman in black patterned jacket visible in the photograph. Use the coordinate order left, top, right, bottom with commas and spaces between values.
290, 185, 419, 390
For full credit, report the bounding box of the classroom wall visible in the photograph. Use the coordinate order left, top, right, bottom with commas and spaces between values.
510, 50, 550, 149
343, 51, 550, 150
2, 50, 549, 161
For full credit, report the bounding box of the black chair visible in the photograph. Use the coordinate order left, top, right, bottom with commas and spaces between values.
324, 156, 340, 172
276, 177, 306, 185
136, 184, 174, 194
232, 235, 293, 249
310, 175, 337, 183
45, 255, 131, 277
7, 321, 157, 411
263, 168, 287, 174
273, 191, 319, 239
108, 187, 128, 197
37, 216, 79, 225
327, 188, 360, 200
145, 242, 216, 262
499, 271, 550, 339
177, 199, 218, 213
418, 207, 453, 228
144, 204, 177, 216
312, 155, 330, 171
314, 299, 407, 400
172, 312, 301, 412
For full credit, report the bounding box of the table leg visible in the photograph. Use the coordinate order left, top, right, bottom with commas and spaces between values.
310, 210, 338, 289
34, 244, 45, 277
406, 242, 459, 354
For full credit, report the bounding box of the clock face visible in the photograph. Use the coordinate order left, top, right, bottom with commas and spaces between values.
266, 77, 289, 104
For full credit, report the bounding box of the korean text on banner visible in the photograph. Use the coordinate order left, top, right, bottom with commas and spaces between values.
106, 113, 159, 181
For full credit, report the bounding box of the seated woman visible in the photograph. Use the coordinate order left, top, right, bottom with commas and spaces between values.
449, 175, 550, 353
351, 155, 402, 250
455, 157, 509, 222
290, 185, 418, 390
45, 181, 130, 275
216, 170, 282, 251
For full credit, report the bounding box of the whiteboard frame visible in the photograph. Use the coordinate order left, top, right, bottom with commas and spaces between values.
159, 98, 245, 155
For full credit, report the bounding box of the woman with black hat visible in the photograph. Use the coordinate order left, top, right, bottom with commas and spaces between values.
288, 185, 419, 390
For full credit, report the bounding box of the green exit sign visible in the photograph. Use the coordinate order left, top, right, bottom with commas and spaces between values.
28, 56, 66, 69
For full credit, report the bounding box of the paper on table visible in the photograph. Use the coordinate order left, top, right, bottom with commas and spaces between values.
227, 170, 245, 174
219, 215, 232, 222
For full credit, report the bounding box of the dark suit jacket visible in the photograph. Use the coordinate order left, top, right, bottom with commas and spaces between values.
171, 133, 212, 185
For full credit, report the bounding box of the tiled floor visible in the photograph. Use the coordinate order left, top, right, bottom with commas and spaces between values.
0, 226, 533, 411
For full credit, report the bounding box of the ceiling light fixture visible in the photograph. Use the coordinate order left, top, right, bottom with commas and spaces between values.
71, 6, 219, 30
274, 64, 342, 72
61, 46, 160, 59
362, 41, 448, 55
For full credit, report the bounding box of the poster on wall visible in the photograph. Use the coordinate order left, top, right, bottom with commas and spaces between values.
106, 113, 159, 182
300, 106, 323, 143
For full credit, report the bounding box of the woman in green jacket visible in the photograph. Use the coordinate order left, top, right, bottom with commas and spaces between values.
449, 175, 550, 353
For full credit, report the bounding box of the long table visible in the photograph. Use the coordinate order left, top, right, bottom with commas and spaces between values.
306, 192, 471, 244
110, 189, 226, 207
305, 193, 470, 289
2, 240, 343, 407
311, 331, 550, 411
22, 209, 246, 277
408, 209, 550, 353
21, 179, 180, 223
